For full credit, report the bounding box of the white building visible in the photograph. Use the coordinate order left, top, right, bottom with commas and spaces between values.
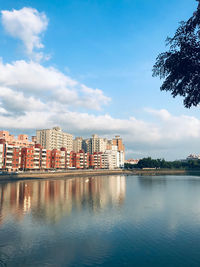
73, 137, 83, 152
83, 134, 107, 154
36, 127, 73, 151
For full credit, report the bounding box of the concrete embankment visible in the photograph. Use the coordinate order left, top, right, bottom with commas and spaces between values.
0, 169, 198, 183
0, 169, 125, 182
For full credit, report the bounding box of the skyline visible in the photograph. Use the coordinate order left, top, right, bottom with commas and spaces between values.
0, 0, 199, 160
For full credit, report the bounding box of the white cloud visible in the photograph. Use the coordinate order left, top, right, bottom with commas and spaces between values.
0, 59, 110, 111
1, 105, 200, 159
1, 7, 48, 59
0, 87, 46, 114
80, 85, 111, 110
0, 60, 76, 92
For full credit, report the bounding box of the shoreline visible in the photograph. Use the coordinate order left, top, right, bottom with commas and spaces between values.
0, 168, 199, 182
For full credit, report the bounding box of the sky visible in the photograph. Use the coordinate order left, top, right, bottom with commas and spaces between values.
0, 0, 199, 160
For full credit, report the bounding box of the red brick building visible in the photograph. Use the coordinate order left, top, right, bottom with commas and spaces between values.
21, 147, 34, 170
51, 149, 61, 169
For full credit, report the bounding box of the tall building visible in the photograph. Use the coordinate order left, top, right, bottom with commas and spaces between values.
83, 134, 108, 154
82, 139, 90, 153
36, 127, 73, 151
112, 136, 125, 153
112, 135, 125, 165
73, 137, 83, 152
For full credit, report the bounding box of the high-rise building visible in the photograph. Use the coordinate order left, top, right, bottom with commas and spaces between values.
73, 137, 83, 152
112, 136, 125, 153
36, 127, 73, 151
112, 135, 125, 166
82, 139, 90, 153
83, 134, 108, 154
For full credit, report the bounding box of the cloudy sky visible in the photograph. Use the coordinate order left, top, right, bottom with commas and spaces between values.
0, 0, 199, 160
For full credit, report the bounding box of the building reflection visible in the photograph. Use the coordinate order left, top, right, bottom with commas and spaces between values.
0, 176, 126, 224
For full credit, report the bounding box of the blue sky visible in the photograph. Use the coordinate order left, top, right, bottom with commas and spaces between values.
0, 0, 199, 160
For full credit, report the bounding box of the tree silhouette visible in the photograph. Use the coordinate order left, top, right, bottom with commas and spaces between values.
153, 0, 200, 108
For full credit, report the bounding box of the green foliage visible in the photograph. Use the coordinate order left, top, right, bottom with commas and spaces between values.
153, 1, 200, 108
125, 157, 200, 170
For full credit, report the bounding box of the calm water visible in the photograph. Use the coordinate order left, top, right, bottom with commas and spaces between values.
1, 175, 200, 266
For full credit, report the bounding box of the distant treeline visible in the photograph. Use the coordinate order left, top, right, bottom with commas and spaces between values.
125, 157, 200, 170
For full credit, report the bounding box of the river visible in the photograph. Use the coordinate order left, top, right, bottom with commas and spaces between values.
1, 175, 200, 266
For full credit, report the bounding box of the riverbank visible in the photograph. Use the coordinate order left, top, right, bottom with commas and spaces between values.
0, 169, 125, 182
125, 169, 188, 175
0, 168, 199, 182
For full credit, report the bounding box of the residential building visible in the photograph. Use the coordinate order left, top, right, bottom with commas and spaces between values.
0, 129, 126, 172
102, 148, 118, 170
0, 130, 33, 147
112, 135, 125, 152
0, 143, 4, 169
21, 147, 34, 170
73, 137, 83, 152
60, 148, 71, 168
74, 150, 90, 169
93, 152, 102, 169
51, 149, 61, 169
36, 127, 73, 151
83, 134, 107, 154
0, 139, 21, 172
32, 136, 37, 144
82, 139, 90, 153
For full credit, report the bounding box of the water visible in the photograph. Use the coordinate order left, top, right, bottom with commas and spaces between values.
1, 175, 200, 266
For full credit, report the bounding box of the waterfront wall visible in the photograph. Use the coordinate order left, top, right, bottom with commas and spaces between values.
0, 168, 190, 182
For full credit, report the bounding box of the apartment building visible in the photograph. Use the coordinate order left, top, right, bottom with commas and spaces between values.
83, 134, 107, 154
0, 143, 4, 169
0, 129, 125, 172
91, 134, 107, 153
33, 147, 40, 169
117, 150, 125, 168
73, 137, 83, 152
112, 135, 125, 161
112, 135, 125, 151
51, 149, 61, 169
21, 147, 34, 170
82, 139, 90, 153
0, 131, 33, 147
5, 145, 21, 171
36, 127, 73, 151
0, 139, 21, 171
82, 135, 125, 169
72, 150, 90, 169
93, 152, 102, 169
60, 148, 71, 168
102, 150, 117, 170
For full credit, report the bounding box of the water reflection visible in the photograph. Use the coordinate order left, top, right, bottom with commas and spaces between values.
0, 175, 126, 225
2, 176, 200, 266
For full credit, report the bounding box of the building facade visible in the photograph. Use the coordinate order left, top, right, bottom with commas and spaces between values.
73, 137, 83, 153
36, 127, 73, 151
0, 131, 33, 147
0, 129, 125, 171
